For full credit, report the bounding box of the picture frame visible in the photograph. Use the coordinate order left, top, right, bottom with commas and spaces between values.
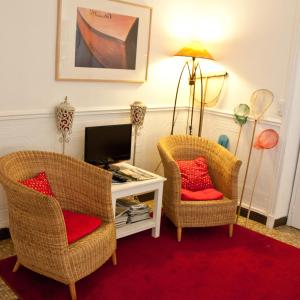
56, 0, 152, 83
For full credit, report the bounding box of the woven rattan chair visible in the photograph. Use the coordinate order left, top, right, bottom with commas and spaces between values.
0, 151, 117, 300
157, 135, 242, 242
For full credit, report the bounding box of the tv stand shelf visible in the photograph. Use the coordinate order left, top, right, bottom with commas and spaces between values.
111, 163, 166, 239
117, 219, 156, 238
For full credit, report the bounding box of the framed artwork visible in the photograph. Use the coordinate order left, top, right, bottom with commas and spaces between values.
56, 0, 152, 83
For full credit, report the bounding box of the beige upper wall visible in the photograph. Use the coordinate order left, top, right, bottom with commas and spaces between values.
0, 0, 299, 119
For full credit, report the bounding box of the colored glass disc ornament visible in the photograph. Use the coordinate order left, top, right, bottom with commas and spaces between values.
254, 129, 279, 149
250, 89, 273, 120
218, 135, 229, 149
234, 104, 250, 126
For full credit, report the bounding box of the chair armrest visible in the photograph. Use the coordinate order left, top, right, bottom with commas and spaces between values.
157, 143, 182, 206
206, 146, 242, 202
5, 186, 69, 253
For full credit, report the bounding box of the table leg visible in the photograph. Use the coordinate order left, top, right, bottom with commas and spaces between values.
151, 183, 163, 238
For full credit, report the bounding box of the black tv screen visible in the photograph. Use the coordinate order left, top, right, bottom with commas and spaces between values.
84, 124, 132, 167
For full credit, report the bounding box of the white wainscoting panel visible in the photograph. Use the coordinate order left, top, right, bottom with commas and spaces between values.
0, 107, 280, 228
202, 110, 281, 219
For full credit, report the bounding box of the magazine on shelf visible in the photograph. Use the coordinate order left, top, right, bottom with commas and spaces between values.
115, 205, 129, 228
118, 165, 156, 181
115, 206, 129, 218
117, 197, 146, 209
129, 212, 151, 223
115, 215, 128, 222
116, 196, 152, 224
115, 214, 128, 227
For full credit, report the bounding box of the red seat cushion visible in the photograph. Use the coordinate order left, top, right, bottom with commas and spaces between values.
181, 188, 223, 201
62, 210, 102, 244
176, 156, 214, 191
19, 171, 54, 196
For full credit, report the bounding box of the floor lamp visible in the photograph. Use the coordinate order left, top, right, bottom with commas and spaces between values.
55, 96, 75, 154
130, 101, 147, 166
171, 41, 214, 136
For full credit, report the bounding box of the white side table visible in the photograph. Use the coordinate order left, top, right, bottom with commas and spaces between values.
111, 163, 166, 239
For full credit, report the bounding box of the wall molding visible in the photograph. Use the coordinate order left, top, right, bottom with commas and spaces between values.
205, 108, 281, 127
0, 106, 282, 127
0, 106, 185, 121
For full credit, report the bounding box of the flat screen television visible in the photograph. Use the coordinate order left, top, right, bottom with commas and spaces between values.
84, 124, 132, 168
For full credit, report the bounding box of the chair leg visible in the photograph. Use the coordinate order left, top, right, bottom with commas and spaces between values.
13, 260, 21, 272
229, 224, 234, 238
177, 227, 182, 242
69, 283, 77, 300
112, 250, 117, 266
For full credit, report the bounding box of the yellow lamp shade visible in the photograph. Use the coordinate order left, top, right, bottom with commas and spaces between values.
175, 41, 214, 60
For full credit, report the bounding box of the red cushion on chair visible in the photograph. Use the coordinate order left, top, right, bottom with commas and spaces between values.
181, 188, 223, 201
20, 171, 54, 196
176, 156, 214, 191
62, 210, 102, 244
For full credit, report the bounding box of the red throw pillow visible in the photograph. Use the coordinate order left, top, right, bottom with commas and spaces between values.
181, 188, 223, 201
19, 171, 54, 196
62, 210, 102, 244
176, 156, 214, 191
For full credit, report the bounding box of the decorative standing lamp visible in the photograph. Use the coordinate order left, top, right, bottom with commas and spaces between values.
236, 89, 273, 222
55, 96, 75, 154
130, 101, 147, 166
171, 41, 227, 136
171, 41, 214, 136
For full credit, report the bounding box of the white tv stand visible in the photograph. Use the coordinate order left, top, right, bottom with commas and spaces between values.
111, 163, 166, 239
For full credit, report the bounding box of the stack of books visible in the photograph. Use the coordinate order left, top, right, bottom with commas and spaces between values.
116, 197, 151, 224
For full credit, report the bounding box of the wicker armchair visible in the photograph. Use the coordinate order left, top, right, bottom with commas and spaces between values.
0, 151, 117, 300
157, 135, 242, 242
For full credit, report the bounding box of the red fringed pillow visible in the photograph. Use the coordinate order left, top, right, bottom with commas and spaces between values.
181, 188, 223, 201
63, 210, 102, 244
176, 156, 214, 191
19, 171, 54, 196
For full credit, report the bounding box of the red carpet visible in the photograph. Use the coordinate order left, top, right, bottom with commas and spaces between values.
1, 219, 300, 300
